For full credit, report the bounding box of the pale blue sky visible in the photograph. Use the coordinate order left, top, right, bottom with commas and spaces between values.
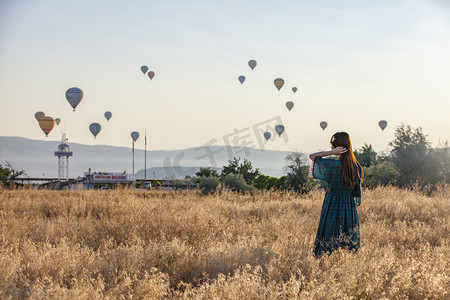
1, 0, 449, 153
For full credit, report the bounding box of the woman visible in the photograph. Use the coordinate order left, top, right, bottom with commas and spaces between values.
309, 132, 363, 256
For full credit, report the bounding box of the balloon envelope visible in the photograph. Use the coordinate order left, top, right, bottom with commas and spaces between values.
286, 101, 294, 111
141, 65, 148, 74
65, 87, 83, 111
248, 60, 257, 70
238, 75, 245, 84
104, 111, 112, 121
89, 123, 101, 139
55, 118, 61, 125
35, 111, 45, 121
38, 116, 55, 137
263, 132, 271, 141
379, 120, 388, 131
292, 87, 297, 93
320, 121, 328, 131
131, 131, 140, 142
274, 78, 284, 91
275, 125, 285, 136
148, 71, 155, 80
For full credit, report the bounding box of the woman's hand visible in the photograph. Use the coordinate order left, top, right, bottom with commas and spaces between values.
331, 146, 347, 155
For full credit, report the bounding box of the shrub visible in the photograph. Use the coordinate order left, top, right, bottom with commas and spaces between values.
222, 174, 253, 193
199, 177, 220, 195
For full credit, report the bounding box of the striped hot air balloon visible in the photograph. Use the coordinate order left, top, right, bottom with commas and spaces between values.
89, 123, 101, 139
38, 116, 55, 137
65, 87, 84, 111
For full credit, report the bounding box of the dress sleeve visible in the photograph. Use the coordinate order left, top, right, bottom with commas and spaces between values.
311, 157, 332, 182
352, 166, 362, 206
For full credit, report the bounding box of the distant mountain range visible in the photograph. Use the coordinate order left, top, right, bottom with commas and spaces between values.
0, 136, 302, 179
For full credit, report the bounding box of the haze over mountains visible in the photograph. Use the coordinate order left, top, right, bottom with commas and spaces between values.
0, 136, 300, 179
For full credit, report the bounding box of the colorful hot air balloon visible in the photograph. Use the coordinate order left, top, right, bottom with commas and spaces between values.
35, 111, 45, 121
89, 123, 101, 139
320, 121, 328, 131
55, 118, 61, 126
292, 87, 297, 93
38, 116, 55, 137
65, 87, 84, 111
275, 125, 285, 136
286, 101, 294, 111
379, 120, 388, 131
131, 131, 140, 142
238, 75, 246, 84
148, 71, 155, 80
248, 60, 257, 70
263, 132, 271, 141
141, 65, 148, 74
274, 78, 284, 91
104, 111, 112, 121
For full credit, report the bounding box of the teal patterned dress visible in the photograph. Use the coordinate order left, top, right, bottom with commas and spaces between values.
312, 157, 361, 256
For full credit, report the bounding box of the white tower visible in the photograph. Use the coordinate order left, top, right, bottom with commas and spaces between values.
54, 133, 73, 180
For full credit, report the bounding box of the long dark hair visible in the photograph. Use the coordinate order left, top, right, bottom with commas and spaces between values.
330, 132, 363, 187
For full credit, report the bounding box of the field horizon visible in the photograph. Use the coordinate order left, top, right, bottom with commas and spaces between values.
1, 186, 449, 299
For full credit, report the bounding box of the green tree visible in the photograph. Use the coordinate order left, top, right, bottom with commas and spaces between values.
0, 162, 25, 188
253, 174, 269, 189
429, 144, 450, 183
221, 158, 260, 185
199, 177, 220, 195
284, 152, 314, 193
222, 173, 253, 193
363, 160, 400, 187
0, 164, 11, 180
389, 124, 435, 187
195, 167, 219, 178
354, 143, 377, 167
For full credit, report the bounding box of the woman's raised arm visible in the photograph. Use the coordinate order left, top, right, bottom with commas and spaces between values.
309, 147, 348, 160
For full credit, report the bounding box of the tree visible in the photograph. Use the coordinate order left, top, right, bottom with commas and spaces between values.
0, 161, 26, 188
199, 177, 220, 195
222, 173, 253, 193
221, 158, 260, 185
195, 167, 219, 178
388, 124, 434, 187
354, 143, 377, 167
363, 160, 400, 187
429, 143, 450, 183
284, 152, 314, 193
0, 164, 11, 180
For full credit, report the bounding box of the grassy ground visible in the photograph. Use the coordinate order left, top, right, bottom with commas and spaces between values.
0, 186, 449, 299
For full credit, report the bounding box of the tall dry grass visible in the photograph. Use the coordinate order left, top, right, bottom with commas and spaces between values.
0, 186, 448, 299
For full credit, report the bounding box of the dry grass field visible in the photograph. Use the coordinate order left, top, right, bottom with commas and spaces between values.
0, 186, 449, 299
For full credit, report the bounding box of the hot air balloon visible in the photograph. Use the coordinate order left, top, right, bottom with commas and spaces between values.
35, 111, 45, 121
238, 75, 245, 84
320, 121, 328, 131
263, 132, 271, 141
131, 131, 140, 142
275, 125, 285, 136
55, 118, 61, 126
292, 87, 297, 93
38, 116, 55, 137
141, 65, 148, 74
286, 101, 294, 111
104, 111, 112, 121
248, 60, 257, 70
65, 87, 84, 111
148, 71, 155, 80
274, 78, 284, 91
89, 123, 101, 139
379, 120, 388, 131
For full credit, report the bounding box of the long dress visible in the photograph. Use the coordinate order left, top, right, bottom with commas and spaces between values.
312, 157, 361, 256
